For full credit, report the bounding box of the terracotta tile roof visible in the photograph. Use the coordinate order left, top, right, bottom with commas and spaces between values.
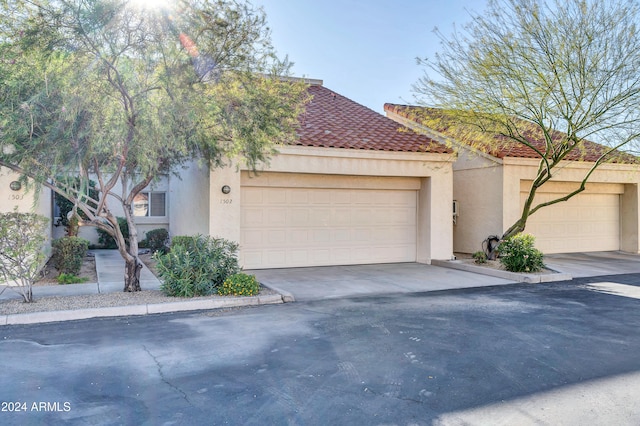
385, 103, 638, 163
292, 85, 452, 154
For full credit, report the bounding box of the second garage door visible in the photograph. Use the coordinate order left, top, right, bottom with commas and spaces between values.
241, 176, 419, 269
521, 183, 621, 254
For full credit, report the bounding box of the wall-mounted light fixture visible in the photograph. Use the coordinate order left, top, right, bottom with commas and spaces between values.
221, 185, 231, 194
9, 181, 21, 191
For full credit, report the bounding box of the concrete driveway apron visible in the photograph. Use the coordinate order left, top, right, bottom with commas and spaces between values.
248, 262, 514, 302
250, 251, 640, 302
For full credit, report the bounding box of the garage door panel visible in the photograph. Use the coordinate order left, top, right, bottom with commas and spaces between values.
521, 190, 619, 254
241, 185, 418, 269
267, 209, 286, 225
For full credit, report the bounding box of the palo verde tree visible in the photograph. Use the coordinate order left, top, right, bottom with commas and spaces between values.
413, 0, 640, 244
0, 0, 308, 291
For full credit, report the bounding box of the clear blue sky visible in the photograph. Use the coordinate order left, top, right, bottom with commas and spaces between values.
254, 0, 488, 113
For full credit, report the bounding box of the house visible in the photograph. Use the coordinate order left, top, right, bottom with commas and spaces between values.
170, 80, 456, 269
2, 80, 457, 270
384, 103, 640, 255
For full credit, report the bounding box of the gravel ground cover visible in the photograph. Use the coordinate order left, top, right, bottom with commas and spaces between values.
0, 287, 277, 316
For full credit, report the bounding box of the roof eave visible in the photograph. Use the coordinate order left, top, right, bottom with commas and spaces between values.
385, 109, 502, 165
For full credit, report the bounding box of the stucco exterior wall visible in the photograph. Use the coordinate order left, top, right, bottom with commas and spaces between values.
208, 164, 241, 243
0, 168, 52, 247
452, 150, 503, 254
0, 168, 51, 217
169, 163, 210, 238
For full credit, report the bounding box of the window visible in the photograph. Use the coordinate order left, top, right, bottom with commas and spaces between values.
133, 192, 166, 217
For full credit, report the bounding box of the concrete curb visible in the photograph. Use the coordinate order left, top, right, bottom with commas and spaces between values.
432, 260, 573, 283
1, 294, 285, 326
260, 284, 296, 303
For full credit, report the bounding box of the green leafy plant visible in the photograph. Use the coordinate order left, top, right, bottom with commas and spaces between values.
472, 251, 488, 264
218, 273, 260, 296
0, 210, 49, 302
497, 233, 545, 273
170, 235, 199, 252
57, 273, 89, 284
96, 217, 129, 249
155, 235, 240, 297
51, 236, 90, 276
144, 228, 169, 254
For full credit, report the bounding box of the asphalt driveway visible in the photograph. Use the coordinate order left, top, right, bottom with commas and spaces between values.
2, 276, 640, 425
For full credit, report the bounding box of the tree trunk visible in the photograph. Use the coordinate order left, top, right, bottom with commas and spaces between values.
22, 286, 33, 303
124, 255, 142, 292
501, 220, 526, 241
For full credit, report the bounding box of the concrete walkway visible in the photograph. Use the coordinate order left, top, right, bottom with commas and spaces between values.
0, 249, 161, 301
0, 250, 284, 325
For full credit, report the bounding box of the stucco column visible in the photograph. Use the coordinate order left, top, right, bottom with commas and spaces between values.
621, 183, 640, 253
502, 166, 522, 236
417, 171, 454, 263
208, 165, 242, 243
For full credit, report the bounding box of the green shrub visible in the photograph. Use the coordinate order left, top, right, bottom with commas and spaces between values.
497, 233, 545, 273
96, 217, 129, 249
218, 273, 260, 296
57, 273, 89, 284
155, 235, 240, 297
170, 235, 200, 251
51, 236, 90, 275
472, 251, 488, 264
144, 228, 169, 254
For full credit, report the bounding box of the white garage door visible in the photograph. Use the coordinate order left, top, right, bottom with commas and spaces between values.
521, 187, 620, 254
241, 184, 418, 269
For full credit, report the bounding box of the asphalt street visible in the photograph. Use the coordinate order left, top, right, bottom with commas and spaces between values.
2, 275, 640, 425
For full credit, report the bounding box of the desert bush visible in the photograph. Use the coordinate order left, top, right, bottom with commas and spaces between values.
0, 210, 49, 302
497, 233, 544, 273
144, 228, 169, 254
155, 235, 240, 297
51, 236, 89, 275
472, 251, 488, 264
96, 217, 129, 249
218, 273, 260, 296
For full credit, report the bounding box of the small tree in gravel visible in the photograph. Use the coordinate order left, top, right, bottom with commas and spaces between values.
0, 210, 49, 303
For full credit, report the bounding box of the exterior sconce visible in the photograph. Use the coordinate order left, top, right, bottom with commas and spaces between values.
9, 181, 21, 191
221, 185, 231, 194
